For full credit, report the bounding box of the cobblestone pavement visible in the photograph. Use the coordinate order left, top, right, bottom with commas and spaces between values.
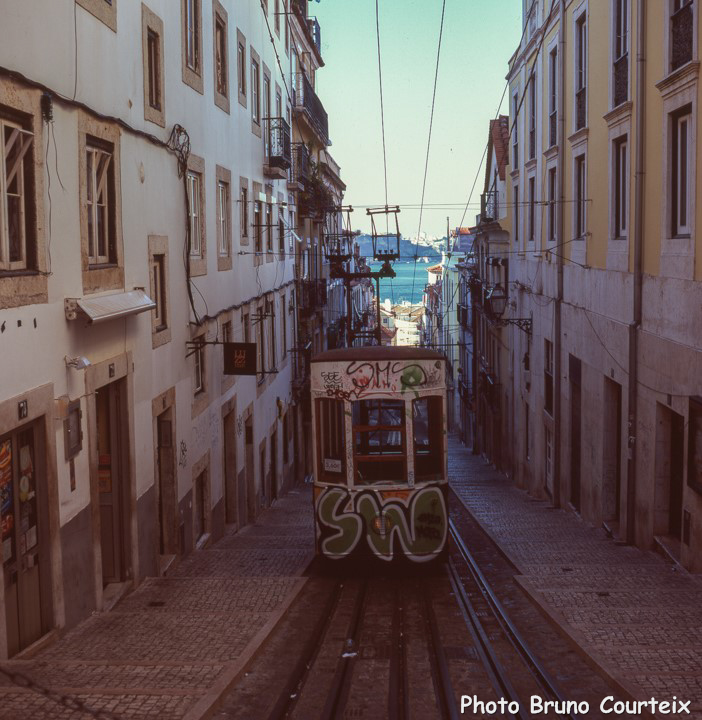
0, 487, 314, 719
448, 436, 702, 716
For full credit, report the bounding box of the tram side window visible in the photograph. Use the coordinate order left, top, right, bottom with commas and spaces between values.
413, 396, 443, 481
353, 399, 405, 485
316, 398, 346, 484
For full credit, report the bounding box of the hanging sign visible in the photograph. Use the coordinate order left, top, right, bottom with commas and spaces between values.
223, 343, 258, 376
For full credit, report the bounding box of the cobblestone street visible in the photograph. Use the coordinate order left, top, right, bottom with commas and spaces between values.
448, 436, 702, 716
0, 488, 314, 720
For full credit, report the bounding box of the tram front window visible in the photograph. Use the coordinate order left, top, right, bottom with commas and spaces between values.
413, 396, 443, 481
352, 399, 405, 485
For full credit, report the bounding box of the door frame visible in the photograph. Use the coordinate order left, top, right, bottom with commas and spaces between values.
0, 384, 59, 659
86, 353, 136, 610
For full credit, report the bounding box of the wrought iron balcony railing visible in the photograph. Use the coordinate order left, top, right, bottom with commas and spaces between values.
672, 1, 693, 71
308, 17, 321, 55
289, 143, 310, 186
294, 72, 330, 146
613, 54, 628, 107
481, 190, 499, 222
575, 87, 587, 130
265, 117, 291, 170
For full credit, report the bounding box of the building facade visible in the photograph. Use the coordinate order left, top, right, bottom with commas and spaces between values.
469, 0, 702, 572
0, 0, 342, 657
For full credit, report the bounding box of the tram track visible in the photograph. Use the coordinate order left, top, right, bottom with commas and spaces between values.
448, 517, 579, 720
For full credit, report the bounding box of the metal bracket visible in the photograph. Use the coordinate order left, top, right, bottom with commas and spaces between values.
64, 298, 79, 322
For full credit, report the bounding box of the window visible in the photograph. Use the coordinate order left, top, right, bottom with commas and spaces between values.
544, 338, 554, 416
353, 399, 405, 485
151, 253, 166, 330
671, 0, 694, 72
242, 310, 250, 343
237, 32, 247, 108
147, 30, 161, 111
281, 294, 287, 358
275, 0, 280, 34
575, 154, 586, 238
529, 73, 536, 159
613, 0, 629, 107
263, 74, 271, 157
194, 340, 205, 394
613, 136, 627, 238
214, 7, 228, 104
548, 167, 557, 243
514, 185, 519, 245
266, 202, 273, 252
575, 12, 587, 130
671, 107, 691, 236
86, 143, 115, 265
528, 176, 535, 243
278, 216, 285, 255
317, 399, 345, 484
549, 47, 558, 147
251, 58, 260, 125
254, 199, 262, 252
413, 396, 443, 481
545, 426, 553, 495
240, 182, 248, 239
268, 299, 276, 369
222, 319, 231, 344
185, 0, 199, 71
284, 0, 289, 53
0, 117, 34, 272
256, 307, 264, 383
76, 0, 117, 32
512, 91, 519, 167
217, 178, 230, 256
187, 171, 202, 257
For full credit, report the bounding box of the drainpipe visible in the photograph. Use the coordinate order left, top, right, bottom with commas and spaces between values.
553, 0, 566, 507
627, 0, 646, 545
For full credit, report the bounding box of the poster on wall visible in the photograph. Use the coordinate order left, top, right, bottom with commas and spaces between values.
688, 397, 702, 495
0, 439, 15, 565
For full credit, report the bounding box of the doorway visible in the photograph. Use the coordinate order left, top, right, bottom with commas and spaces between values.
96, 381, 128, 586
270, 430, 278, 502
569, 355, 582, 511
156, 410, 176, 566
223, 410, 238, 526
654, 405, 685, 542
0, 423, 50, 657
602, 378, 622, 524
245, 418, 256, 522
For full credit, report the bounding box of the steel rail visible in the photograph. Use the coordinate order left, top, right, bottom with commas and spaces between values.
448, 519, 578, 720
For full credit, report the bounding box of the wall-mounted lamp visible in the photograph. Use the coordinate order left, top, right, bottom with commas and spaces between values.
65, 355, 91, 370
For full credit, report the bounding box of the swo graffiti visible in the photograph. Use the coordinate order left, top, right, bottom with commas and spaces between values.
315, 485, 447, 562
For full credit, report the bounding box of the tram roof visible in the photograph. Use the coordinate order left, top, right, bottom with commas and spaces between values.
311, 346, 445, 363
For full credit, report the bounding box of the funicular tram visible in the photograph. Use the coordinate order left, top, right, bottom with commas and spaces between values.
310, 346, 448, 564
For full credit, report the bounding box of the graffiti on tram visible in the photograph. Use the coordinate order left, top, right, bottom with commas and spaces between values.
315, 359, 443, 402
315, 485, 447, 561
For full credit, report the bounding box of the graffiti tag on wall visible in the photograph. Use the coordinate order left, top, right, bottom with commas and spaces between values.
315, 485, 447, 562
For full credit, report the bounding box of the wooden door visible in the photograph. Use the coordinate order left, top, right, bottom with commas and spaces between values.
1, 427, 43, 656
157, 413, 176, 555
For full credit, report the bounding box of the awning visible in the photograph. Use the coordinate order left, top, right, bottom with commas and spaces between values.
65, 290, 155, 324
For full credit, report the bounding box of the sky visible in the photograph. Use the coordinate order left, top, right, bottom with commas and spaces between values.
312, 0, 523, 239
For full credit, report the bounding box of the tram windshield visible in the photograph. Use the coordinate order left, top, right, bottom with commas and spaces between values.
353, 399, 405, 485
413, 396, 443, 481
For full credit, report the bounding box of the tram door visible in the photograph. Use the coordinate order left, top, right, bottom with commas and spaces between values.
97, 381, 127, 586
1, 426, 43, 656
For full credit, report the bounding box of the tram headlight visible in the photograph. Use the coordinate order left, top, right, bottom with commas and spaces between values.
372, 514, 393, 536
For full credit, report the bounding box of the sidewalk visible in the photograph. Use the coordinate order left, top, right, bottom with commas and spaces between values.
0, 486, 315, 720
448, 436, 702, 715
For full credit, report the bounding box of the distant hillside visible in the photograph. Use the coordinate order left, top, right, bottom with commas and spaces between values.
353, 234, 443, 262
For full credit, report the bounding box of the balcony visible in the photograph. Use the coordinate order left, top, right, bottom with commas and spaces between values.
293, 72, 330, 146
480, 190, 499, 223
288, 143, 310, 189
671, 1, 693, 71
298, 279, 327, 318
264, 117, 291, 179
458, 303, 471, 330
613, 54, 628, 108
308, 17, 321, 56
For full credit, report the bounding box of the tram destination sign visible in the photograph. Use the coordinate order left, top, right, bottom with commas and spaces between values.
223, 343, 257, 376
